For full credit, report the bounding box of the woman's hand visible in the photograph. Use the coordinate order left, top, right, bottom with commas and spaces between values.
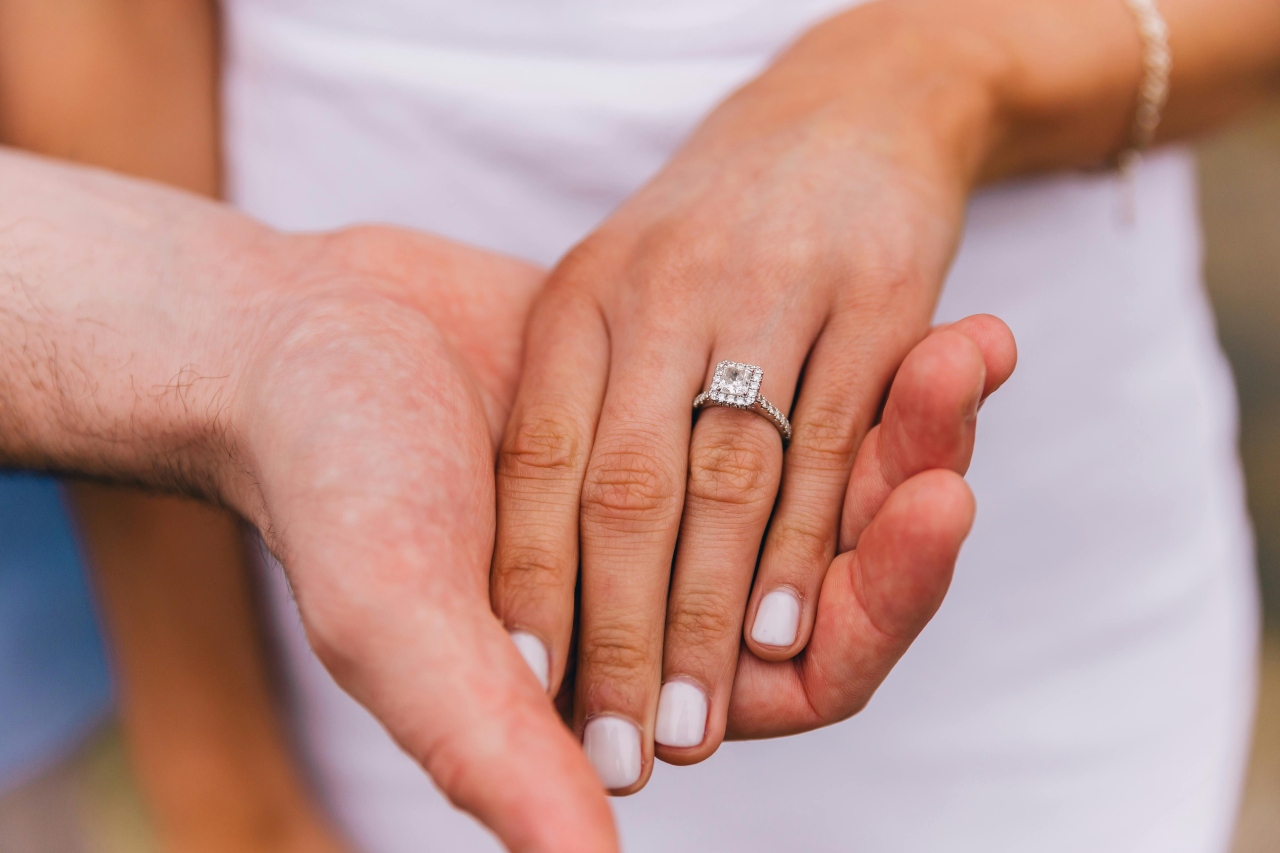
489, 1, 1013, 792
491, 0, 1280, 791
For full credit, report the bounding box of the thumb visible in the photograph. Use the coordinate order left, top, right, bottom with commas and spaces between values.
305, 595, 618, 853
804, 469, 975, 720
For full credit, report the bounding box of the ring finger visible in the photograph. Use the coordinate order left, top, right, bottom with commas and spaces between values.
655, 343, 809, 763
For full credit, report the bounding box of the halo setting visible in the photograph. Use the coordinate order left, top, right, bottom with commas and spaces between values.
694, 360, 791, 444
707, 361, 763, 409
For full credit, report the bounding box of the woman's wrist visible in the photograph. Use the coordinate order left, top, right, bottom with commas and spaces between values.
759, 0, 1148, 194
787, 0, 1280, 191
718, 0, 1005, 203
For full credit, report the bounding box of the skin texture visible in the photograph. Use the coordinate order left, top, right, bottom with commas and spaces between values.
0, 143, 1019, 851
0, 2, 1020, 836
0, 2, 350, 849
490, 0, 1280, 793
5, 3, 1010, 846
0, 0, 1277, 847
0, 151, 615, 853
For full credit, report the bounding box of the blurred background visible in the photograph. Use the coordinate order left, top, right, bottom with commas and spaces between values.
1202, 105, 1280, 852
0, 109, 1277, 853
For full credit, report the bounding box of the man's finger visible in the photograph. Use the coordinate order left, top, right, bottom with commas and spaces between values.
726, 469, 974, 737
301, 591, 618, 852
933, 314, 1017, 403
839, 316, 1015, 550
492, 287, 610, 694
743, 307, 928, 663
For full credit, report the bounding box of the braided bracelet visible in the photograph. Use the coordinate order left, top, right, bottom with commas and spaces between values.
1118, 0, 1172, 172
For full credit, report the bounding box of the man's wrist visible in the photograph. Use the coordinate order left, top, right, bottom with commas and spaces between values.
0, 148, 274, 514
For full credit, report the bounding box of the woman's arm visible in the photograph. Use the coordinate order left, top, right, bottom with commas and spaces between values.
796, 0, 1280, 184
490, 0, 1280, 792
0, 2, 343, 849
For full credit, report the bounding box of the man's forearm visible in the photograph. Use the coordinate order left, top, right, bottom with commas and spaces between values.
0, 148, 270, 504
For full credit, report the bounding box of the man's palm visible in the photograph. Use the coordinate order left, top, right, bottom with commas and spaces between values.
241, 227, 616, 853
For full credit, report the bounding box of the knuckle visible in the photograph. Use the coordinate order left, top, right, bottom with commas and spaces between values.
493, 542, 572, 601
769, 515, 834, 567
636, 225, 720, 285
686, 424, 778, 507
792, 400, 858, 464
581, 444, 680, 526
846, 262, 927, 312
810, 689, 872, 725
582, 625, 653, 682
499, 412, 583, 482
621, 218, 728, 316
551, 236, 615, 289
668, 587, 740, 644
322, 224, 392, 260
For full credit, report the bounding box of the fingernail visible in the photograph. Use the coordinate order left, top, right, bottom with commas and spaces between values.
655, 681, 707, 748
583, 716, 642, 790
508, 630, 549, 691
751, 589, 801, 647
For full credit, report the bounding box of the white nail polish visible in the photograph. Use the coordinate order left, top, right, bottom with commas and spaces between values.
655, 681, 707, 748
508, 630, 549, 691
751, 589, 801, 647
583, 716, 642, 790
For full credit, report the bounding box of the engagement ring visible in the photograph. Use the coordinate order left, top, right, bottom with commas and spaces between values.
693, 361, 792, 445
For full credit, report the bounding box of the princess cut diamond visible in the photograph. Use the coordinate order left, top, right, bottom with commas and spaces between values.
709, 361, 763, 408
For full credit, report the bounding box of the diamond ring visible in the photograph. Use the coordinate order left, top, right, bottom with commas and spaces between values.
693, 361, 792, 445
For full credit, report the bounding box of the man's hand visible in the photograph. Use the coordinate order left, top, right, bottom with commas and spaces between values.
0, 148, 616, 853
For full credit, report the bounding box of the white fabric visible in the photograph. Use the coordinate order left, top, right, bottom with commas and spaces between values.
224, 1, 1259, 850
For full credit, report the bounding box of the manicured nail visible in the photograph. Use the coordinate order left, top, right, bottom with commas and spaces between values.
655, 681, 707, 748
583, 716, 641, 790
751, 589, 801, 647
508, 630, 549, 691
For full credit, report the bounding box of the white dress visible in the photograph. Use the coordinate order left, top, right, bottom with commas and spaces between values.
222, 1, 1259, 850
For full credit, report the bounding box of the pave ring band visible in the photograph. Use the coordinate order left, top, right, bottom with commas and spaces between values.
693, 361, 792, 445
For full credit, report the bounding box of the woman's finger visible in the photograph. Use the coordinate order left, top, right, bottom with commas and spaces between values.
655, 353, 799, 764
491, 288, 609, 694
726, 469, 974, 737
573, 326, 705, 793
742, 303, 930, 662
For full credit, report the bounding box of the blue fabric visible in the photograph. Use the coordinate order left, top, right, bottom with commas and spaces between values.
0, 474, 113, 791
